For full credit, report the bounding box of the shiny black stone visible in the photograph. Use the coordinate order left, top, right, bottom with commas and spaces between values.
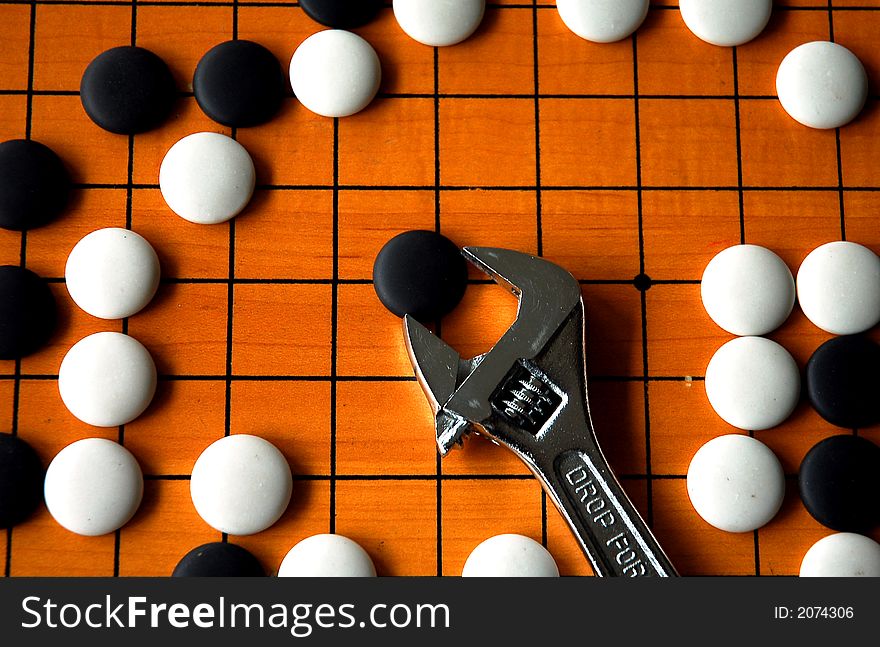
193, 40, 286, 128
373, 230, 468, 322
0, 139, 70, 231
798, 435, 880, 532
80, 46, 176, 135
172, 542, 265, 577
0, 265, 56, 360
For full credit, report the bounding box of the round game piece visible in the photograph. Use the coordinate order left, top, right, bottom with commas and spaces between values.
300, 0, 384, 29
0, 139, 71, 231
679, 0, 772, 47
687, 434, 785, 533
159, 132, 256, 225
0, 266, 56, 360
796, 241, 880, 336
289, 30, 381, 118
556, 0, 649, 44
190, 434, 292, 536
0, 433, 43, 529
193, 40, 286, 128
800, 533, 880, 577
462, 534, 559, 577
58, 332, 157, 427
80, 46, 176, 135
372, 230, 468, 321
172, 542, 265, 577
776, 41, 868, 129
65, 228, 161, 320
43, 438, 143, 536
277, 534, 376, 577
392, 0, 485, 47
700, 244, 795, 336
798, 435, 880, 532
704, 336, 800, 431
805, 336, 880, 429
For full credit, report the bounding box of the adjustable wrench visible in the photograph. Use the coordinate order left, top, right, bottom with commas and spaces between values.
404, 247, 677, 577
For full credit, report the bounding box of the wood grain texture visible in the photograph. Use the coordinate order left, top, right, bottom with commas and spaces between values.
1, 3, 879, 578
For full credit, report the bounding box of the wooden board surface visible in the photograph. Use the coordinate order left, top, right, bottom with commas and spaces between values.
2, 0, 880, 577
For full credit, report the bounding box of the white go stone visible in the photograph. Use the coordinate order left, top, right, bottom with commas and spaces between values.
65, 228, 160, 320
679, 0, 772, 47
190, 434, 292, 536
705, 336, 800, 431
393, 0, 485, 47
776, 41, 868, 129
796, 241, 880, 335
701, 244, 795, 336
556, 0, 649, 44
44, 438, 144, 536
800, 533, 880, 577
159, 132, 256, 225
462, 534, 559, 577
58, 332, 157, 427
289, 30, 381, 118
687, 434, 785, 533
277, 534, 377, 577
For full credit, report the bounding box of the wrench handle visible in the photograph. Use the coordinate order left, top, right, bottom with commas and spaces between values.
541, 449, 678, 577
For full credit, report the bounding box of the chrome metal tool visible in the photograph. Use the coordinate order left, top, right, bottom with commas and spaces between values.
404, 247, 677, 577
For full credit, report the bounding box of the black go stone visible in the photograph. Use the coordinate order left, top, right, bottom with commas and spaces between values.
0, 139, 70, 232
0, 433, 44, 529
806, 335, 880, 429
798, 434, 880, 532
373, 230, 468, 322
172, 542, 265, 577
0, 265, 56, 360
300, 0, 384, 29
80, 46, 177, 135
193, 40, 286, 128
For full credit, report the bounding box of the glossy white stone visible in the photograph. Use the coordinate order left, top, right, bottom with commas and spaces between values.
462, 534, 559, 577
393, 0, 485, 47
687, 434, 784, 533
701, 244, 795, 336
796, 241, 880, 335
556, 0, 649, 43
776, 41, 868, 129
289, 30, 381, 118
159, 132, 256, 224
44, 438, 143, 536
65, 228, 160, 320
679, 0, 772, 47
190, 434, 292, 536
800, 533, 880, 577
58, 332, 157, 427
277, 534, 377, 577
705, 336, 800, 431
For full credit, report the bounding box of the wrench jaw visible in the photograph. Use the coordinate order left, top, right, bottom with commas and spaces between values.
403, 315, 481, 454
404, 247, 585, 457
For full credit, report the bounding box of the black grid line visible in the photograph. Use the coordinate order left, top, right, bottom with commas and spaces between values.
0, 1, 879, 9
8, 89, 880, 102
827, 2, 849, 242
532, 0, 548, 553
328, 117, 339, 535
65, 182, 880, 192
5, 0, 38, 580
631, 32, 655, 532
113, 0, 139, 579
0, 373, 708, 382
732, 48, 746, 246
432, 44, 442, 577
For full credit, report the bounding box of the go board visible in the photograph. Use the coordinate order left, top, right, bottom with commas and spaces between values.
1, 0, 879, 577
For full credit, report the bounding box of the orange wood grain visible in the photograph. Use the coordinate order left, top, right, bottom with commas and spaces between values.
1, 3, 879, 578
